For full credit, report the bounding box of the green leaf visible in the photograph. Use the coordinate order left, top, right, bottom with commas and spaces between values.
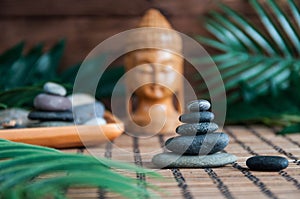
59, 63, 80, 84
5, 44, 43, 90
278, 123, 300, 134
195, 36, 232, 51
250, 0, 292, 57
220, 3, 277, 55
24, 39, 65, 85
0, 42, 24, 67
267, 0, 300, 54
226, 71, 300, 134
0, 103, 7, 109
210, 11, 261, 53
195, 0, 300, 103
96, 66, 125, 98
0, 140, 162, 199
0, 86, 43, 109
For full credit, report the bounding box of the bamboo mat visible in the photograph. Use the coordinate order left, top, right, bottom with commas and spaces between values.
61, 125, 300, 199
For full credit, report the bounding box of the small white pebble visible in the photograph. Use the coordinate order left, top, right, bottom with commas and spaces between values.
84, 118, 107, 126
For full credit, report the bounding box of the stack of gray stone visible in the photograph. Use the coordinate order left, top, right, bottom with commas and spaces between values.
152, 99, 237, 168
28, 82, 74, 127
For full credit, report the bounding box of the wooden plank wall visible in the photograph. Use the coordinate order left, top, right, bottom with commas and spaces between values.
0, 0, 290, 70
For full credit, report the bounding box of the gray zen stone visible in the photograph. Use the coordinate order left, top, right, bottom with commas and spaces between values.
84, 118, 107, 126
67, 93, 96, 106
176, 122, 218, 135
179, 111, 214, 123
34, 94, 72, 111
152, 152, 237, 168
28, 111, 74, 121
73, 102, 105, 124
165, 133, 229, 155
43, 82, 67, 96
0, 108, 30, 128
246, 156, 289, 171
187, 99, 210, 112
28, 121, 74, 127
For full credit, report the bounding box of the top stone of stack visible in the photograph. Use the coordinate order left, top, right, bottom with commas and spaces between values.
187, 100, 211, 112
33, 82, 71, 112
43, 82, 67, 96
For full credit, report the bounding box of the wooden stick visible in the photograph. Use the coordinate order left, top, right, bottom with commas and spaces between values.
0, 111, 124, 148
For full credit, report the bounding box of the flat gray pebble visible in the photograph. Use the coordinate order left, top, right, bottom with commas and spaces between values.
73, 102, 105, 124
152, 152, 237, 168
67, 93, 95, 106
84, 118, 106, 126
165, 133, 229, 155
43, 82, 67, 96
187, 100, 210, 112
34, 94, 71, 111
246, 156, 289, 171
176, 122, 218, 135
179, 111, 214, 123
28, 111, 74, 121
0, 108, 30, 128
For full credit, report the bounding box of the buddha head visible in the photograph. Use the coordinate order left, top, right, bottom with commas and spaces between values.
125, 9, 183, 100
124, 9, 184, 134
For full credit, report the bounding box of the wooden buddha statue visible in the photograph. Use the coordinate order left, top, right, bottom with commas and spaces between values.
124, 9, 184, 135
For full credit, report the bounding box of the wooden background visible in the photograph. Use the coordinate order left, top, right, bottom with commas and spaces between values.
0, 0, 291, 70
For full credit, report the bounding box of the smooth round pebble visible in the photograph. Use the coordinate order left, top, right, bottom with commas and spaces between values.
28, 121, 74, 127
73, 102, 105, 124
0, 108, 30, 128
67, 93, 96, 106
187, 99, 210, 112
179, 111, 214, 123
28, 111, 74, 121
165, 133, 229, 155
176, 122, 218, 135
152, 152, 237, 168
34, 94, 71, 111
246, 156, 288, 171
84, 118, 107, 126
43, 82, 67, 96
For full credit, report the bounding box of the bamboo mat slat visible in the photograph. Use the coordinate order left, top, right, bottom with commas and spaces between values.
64, 125, 300, 199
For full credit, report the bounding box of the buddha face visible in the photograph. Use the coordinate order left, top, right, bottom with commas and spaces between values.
125, 49, 183, 100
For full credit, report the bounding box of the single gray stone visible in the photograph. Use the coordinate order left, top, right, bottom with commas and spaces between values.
84, 117, 107, 126
246, 156, 289, 171
73, 102, 105, 124
28, 111, 74, 121
152, 152, 237, 168
67, 93, 96, 106
179, 111, 214, 123
165, 133, 229, 155
34, 94, 72, 111
0, 108, 30, 128
43, 82, 67, 96
176, 122, 218, 135
187, 99, 210, 112
28, 121, 74, 127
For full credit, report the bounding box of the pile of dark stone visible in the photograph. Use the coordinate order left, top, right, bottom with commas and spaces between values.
152, 99, 237, 168
28, 82, 74, 127
28, 82, 106, 127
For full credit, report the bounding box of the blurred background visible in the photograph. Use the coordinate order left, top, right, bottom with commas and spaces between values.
0, 0, 299, 134
0, 0, 262, 69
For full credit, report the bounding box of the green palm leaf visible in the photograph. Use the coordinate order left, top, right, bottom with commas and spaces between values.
196, 0, 300, 103
0, 139, 161, 199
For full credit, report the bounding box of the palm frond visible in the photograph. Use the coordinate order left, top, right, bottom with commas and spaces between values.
0, 40, 127, 109
0, 139, 161, 199
226, 70, 300, 134
196, 0, 300, 103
